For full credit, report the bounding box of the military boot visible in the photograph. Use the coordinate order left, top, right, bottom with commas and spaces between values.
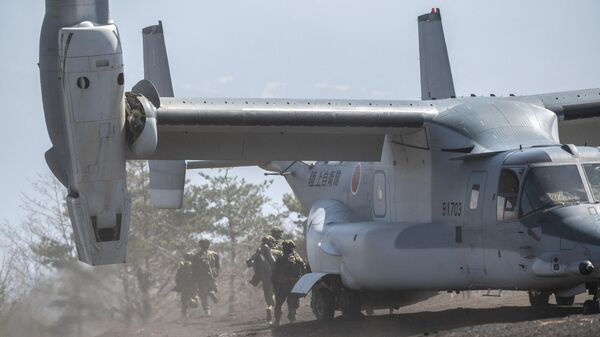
181, 305, 188, 318
273, 308, 282, 327
209, 292, 219, 303
288, 308, 296, 323
266, 307, 273, 325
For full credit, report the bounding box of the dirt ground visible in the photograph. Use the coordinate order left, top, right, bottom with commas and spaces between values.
98, 291, 600, 337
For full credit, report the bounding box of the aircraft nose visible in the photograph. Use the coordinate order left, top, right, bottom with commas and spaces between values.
539, 205, 600, 246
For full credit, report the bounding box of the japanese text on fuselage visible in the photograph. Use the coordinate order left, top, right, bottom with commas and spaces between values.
307, 170, 342, 187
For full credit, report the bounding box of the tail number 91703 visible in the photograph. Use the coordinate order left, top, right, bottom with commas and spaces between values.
442, 202, 462, 217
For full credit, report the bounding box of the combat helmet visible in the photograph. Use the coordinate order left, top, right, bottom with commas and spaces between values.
198, 238, 211, 249
270, 226, 283, 240
261, 235, 275, 246
281, 239, 296, 249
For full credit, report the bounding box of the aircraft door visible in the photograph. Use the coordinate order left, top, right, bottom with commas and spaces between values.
463, 171, 487, 277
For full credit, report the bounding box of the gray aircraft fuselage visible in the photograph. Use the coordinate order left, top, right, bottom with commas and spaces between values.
277, 97, 600, 299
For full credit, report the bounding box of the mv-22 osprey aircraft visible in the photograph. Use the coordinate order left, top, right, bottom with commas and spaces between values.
40, 0, 600, 318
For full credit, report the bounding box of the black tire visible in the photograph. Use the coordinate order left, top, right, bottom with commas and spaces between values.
555, 294, 575, 306
583, 300, 599, 315
311, 288, 335, 321
528, 291, 550, 307
341, 290, 362, 320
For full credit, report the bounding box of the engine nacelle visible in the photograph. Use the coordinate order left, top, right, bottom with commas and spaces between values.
49, 18, 129, 265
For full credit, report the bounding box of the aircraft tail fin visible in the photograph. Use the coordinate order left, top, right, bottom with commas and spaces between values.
143, 21, 185, 208
418, 8, 456, 100
142, 21, 174, 96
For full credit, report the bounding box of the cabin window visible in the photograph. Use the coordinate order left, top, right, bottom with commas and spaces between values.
76, 76, 90, 89
497, 169, 519, 221
583, 164, 600, 202
469, 184, 480, 209
520, 165, 588, 217
373, 172, 386, 217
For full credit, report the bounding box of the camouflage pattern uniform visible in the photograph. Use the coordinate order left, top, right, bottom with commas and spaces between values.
174, 252, 198, 317
271, 240, 306, 326
247, 226, 283, 286
247, 235, 282, 324
194, 238, 220, 315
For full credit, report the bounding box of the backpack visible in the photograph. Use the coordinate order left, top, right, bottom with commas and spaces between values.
175, 261, 195, 289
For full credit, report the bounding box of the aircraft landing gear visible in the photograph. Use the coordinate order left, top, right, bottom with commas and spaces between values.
528, 290, 550, 307
311, 287, 335, 321
554, 294, 575, 306
311, 277, 363, 321
583, 300, 600, 315
310, 277, 403, 321
583, 282, 600, 315
339, 288, 362, 320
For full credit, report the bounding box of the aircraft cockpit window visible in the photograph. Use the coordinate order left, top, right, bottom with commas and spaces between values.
583, 164, 600, 202
497, 169, 519, 221
520, 165, 588, 217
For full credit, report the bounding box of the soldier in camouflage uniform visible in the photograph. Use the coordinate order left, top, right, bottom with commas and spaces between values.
247, 227, 283, 285
174, 252, 199, 317
271, 240, 306, 326
194, 238, 220, 316
247, 235, 282, 324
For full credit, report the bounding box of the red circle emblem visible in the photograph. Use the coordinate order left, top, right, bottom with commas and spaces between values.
351, 163, 361, 195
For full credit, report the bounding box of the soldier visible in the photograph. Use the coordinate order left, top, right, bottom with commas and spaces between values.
174, 252, 199, 317
194, 238, 220, 316
247, 235, 282, 324
247, 227, 283, 285
271, 239, 306, 326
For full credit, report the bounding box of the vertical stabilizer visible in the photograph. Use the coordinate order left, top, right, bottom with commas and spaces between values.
143, 21, 174, 97
143, 21, 186, 208
418, 8, 455, 100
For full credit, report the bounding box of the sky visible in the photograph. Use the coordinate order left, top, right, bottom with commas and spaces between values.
0, 0, 600, 228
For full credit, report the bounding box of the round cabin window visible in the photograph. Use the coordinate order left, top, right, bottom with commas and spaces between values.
77, 76, 90, 89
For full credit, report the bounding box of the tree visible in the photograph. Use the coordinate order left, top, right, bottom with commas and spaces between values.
0, 163, 209, 333
191, 170, 275, 314
281, 193, 309, 258
123, 161, 209, 322
0, 174, 125, 336
0, 250, 15, 316
0, 165, 297, 332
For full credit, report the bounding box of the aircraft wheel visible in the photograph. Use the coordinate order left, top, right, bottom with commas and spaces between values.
583, 299, 600, 315
311, 288, 335, 321
341, 290, 362, 320
528, 291, 550, 307
555, 294, 575, 306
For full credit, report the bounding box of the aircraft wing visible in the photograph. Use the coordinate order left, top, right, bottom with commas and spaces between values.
515, 88, 600, 146
139, 99, 437, 162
